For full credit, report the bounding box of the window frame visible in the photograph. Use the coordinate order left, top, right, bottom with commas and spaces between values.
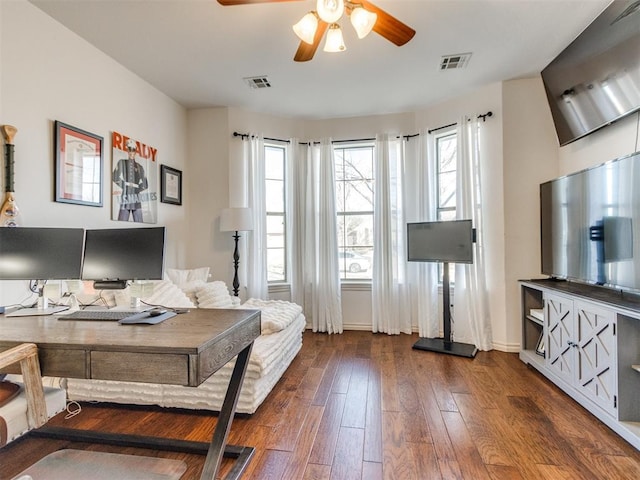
264, 143, 287, 284
434, 128, 458, 283
334, 141, 375, 282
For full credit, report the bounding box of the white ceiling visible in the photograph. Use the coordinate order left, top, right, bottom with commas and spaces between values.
29, 0, 611, 120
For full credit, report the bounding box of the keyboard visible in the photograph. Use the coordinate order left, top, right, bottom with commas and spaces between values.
57, 310, 142, 321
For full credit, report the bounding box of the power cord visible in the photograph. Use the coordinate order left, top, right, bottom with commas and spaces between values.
64, 400, 82, 419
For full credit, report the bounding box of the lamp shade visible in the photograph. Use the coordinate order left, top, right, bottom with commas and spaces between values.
350, 6, 377, 39
293, 11, 319, 45
220, 207, 253, 232
324, 24, 346, 52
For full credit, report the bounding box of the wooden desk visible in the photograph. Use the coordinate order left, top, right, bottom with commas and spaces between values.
0, 308, 261, 480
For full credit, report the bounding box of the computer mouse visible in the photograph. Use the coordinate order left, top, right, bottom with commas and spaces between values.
149, 308, 167, 317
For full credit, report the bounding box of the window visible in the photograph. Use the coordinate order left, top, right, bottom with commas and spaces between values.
265, 144, 286, 282
435, 131, 457, 281
335, 143, 374, 280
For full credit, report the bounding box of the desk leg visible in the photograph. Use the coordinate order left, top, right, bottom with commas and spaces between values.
201, 341, 254, 480
32, 341, 256, 480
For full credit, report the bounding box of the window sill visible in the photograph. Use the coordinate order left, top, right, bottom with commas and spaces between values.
268, 283, 290, 294
341, 281, 371, 292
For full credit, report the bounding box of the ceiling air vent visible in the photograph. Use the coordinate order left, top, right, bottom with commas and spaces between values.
439, 53, 472, 71
244, 76, 272, 89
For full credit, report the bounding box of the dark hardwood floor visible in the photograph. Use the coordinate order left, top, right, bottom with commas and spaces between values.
1, 330, 639, 479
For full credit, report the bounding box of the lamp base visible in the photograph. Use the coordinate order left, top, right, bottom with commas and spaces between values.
232, 231, 240, 297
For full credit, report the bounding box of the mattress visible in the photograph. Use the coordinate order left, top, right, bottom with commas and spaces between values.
65, 314, 306, 414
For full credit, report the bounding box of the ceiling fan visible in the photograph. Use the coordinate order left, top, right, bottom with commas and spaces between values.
217, 0, 416, 62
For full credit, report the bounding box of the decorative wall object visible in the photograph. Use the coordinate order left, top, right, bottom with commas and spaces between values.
111, 131, 158, 224
54, 121, 103, 207
1, 125, 21, 226
160, 165, 182, 205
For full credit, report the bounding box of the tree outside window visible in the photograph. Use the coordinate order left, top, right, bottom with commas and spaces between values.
335, 144, 374, 280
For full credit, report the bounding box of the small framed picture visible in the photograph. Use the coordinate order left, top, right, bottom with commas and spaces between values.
54, 121, 103, 207
160, 165, 182, 205
535, 333, 545, 357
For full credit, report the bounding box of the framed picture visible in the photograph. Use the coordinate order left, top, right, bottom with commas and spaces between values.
55, 121, 103, 207
160, 165, 182, 205
535, 332, 545, 357
111, 131, 158, 223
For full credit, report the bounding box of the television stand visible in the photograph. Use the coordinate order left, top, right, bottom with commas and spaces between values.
412, 261, 478, 358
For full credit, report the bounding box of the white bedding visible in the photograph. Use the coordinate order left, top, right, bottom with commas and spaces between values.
65, 314, 306, 414
239, 298, 303, 334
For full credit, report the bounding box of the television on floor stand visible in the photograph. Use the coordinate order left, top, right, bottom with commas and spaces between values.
407, 220, 479, 358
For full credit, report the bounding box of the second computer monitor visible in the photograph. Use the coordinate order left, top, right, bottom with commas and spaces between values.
82, 227, 165, 286
0, 227, 84, 280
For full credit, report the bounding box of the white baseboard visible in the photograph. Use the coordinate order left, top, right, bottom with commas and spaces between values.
305, 323, 521, 353
488, 341, 521, 353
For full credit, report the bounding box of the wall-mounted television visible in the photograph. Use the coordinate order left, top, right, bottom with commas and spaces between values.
540, 151, 640, 292
541, 0, 640, 146
407, 219, 474, 264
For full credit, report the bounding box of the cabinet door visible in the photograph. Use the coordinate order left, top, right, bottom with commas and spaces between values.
545, 293, 574, 383
574, 301, 617, 415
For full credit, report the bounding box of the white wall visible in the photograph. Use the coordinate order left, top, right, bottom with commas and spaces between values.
185, 108, 231, 280
557, 112, 640, 175
502, 77, 560, 350
0, 1, 188, 306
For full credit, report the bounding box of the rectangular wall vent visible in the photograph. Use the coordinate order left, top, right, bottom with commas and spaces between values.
244, 76, 272, 89
440, 53, 472, 70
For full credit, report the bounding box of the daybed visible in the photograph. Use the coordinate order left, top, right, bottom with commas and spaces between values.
50, 269, 304, 415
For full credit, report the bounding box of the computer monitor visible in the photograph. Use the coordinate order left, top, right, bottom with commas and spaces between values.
0, 227, 85, 315
82, 227, 166, 289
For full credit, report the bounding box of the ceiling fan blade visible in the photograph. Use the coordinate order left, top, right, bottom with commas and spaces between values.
218, 0, 303, 5
294, 21, 328, 62
361, 0, 415, 46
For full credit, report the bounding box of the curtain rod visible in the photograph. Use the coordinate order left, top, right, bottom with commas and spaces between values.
427, 111, 493, 134
233, 132, 289, 143
232, 111, 492, 143
232, 132, 418, 144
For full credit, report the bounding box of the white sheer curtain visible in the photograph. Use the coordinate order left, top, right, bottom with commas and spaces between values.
405, 133, 440, 338
372, 133, 439, 336
371, 134, 410, 334
453, 117, 492, 350
245, 134, 268, 299
289, 139, 343, 333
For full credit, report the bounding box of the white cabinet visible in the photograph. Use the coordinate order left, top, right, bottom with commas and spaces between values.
544, 293, 617, 415
545, 293, 575, 384
573, 301, 616, 414
519, 280, 640, 451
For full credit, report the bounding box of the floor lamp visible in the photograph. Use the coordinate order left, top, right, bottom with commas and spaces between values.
220, 207, 253, 297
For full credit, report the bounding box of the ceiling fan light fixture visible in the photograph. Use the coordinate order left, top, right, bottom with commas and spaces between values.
323, 23, 346, 52
293, 11, 319, 44
316, 0, 344, 24
350, 6, 377, 39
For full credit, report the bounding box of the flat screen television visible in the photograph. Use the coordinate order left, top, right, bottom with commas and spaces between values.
540, 151, 640, 291
407, 220, 474, 264
82, 227, 165, 287
541, 0, 640, 146
0, 227, 84, 280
